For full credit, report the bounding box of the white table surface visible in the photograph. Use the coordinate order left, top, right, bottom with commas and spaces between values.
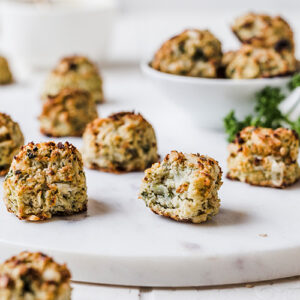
71, 276, 300, 300
1, 64, 300, 297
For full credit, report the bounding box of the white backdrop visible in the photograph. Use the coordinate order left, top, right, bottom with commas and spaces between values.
109, 0, 300, 62
0, 0, 299, 64
118, 0, 300, 12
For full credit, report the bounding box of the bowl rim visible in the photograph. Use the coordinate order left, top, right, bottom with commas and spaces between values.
141, 61, 292, 86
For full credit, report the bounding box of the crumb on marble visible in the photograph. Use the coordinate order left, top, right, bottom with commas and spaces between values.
259, 233, 268, 237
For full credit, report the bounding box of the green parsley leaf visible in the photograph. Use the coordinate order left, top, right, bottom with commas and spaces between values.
251, 87, 286, 129
224, 111, 252, 142
288, 72, 300, 91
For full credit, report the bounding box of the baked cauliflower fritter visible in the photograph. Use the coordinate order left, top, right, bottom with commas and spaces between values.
0, 252, 71, 300
40, 88, 98, 137
82, 112, 159, 173
3, 141, 88, 221
0, 56, 13, 85
140, 151, 223, 223
218, 50, 238, 78
42, 55, 104, 103
227, 126, 300, 188
221, 51, 237, 69
0, 113, 24, 176
225, 45, 296, 79
232, 13, 294, 52
151, 29, 223, 77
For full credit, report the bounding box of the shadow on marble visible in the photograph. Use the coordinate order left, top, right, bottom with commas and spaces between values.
100, 98, 119, 105
87, 198, 113, 217
284, 179, 300, 191
49, 199, 113, 222
201, 208, 250, 227
32, 212, 87, 224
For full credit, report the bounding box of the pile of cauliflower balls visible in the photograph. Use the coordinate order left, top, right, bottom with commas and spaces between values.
152, 13, 297, 79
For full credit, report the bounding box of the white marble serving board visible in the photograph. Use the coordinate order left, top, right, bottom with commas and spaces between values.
0, 66, 300, 287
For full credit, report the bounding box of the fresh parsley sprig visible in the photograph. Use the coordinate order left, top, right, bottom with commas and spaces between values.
224, 73, 300, 142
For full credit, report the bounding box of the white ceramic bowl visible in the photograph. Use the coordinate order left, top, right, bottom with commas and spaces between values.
0, 0, 117, 69
141, 62, 291, 129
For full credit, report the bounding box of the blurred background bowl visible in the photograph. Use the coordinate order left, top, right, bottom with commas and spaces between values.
0, 0, 117, 70
141, 62, 291, 129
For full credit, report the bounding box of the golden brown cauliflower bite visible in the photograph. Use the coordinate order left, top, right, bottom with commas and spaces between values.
82, 112, 159, 173
0, 56, 13, 84
152, 29, 223, 77
140, 151, 223, 223
42, 55, 104, 103
224, 45, 296, 79
3, 141, 88, 221
0, 251, 71, 300
232, 13, 294, 53
0, 113, 24, 176
40, 88, 98, 137
227, 126, 300, 188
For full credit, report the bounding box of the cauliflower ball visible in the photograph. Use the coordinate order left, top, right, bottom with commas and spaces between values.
225, 45, 296, 79
221, 51, 237, 69
82, 112, 159, 173
0, 251, 71, 300
42, 56, 104, 103
151, 29, 223, 77
227, 126, 300, 188
3, 141, 88, 221
232, 13, 294, 52
139, 151, 223, 223
0, 56, 13, 84
218, 50, 238, 78
40, 88, 98, 137
0, 113, 24, 176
